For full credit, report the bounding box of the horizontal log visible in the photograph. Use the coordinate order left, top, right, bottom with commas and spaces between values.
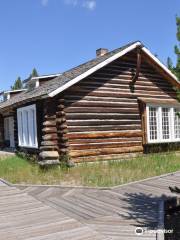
57, 129, 69, 134
40, 146, 59, 151
42, 127, 57, 134
57, 123, 68, 130
86, 78, 173, 92
66, 89, 176, 100
67, 90, 137, 99
43, 121, 56, 127
66, 102, 138, 109
56, 110, 65, 115
56, 118, 66, 124
59, 148, 69, 154
98, 67, 168, 81
108, 64, 161, 75
58, 136, 69, 141
58, 99, 65, 103
65, 107, 139, 114
68, 125, 141, 132
66, 113, 140, 120
41, 140, 58, 146
39, 151, 59, 160
44, 115, 56, 120
67, 119, 141, 126
42, 134, 58, 141
56, 112, 66, 117
70, 146, 143, 157
80, 80, 173, 92
68, 88, 176, 97
70, 141, 142, 150
57, 103, 64, 108
95, 71, 169, 83
86, 76, 172, 88
68, 130, 142, 139
59, 142, 70, 147
66, 101, 138, 107
69, 137, 142, 144
65, 95, 137, 103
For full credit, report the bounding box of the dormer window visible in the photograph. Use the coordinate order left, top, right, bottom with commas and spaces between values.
24, 74, 61, 90
0, 89, 26, 102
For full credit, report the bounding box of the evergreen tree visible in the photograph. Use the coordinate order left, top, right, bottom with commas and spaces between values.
11, 76, 23, 90
169, 17, 180, 195
29, 68, 39, 78
167, 16, 180, 80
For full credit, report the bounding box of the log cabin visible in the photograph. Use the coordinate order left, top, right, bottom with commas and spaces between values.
0, 41, 180, 165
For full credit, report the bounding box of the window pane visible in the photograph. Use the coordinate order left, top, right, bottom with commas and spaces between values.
174, 109, 180, 139
17, 105, 37, 148
17, 111, 23, 145
32, 109, 36, 145
149, 107, 158, 140
28, 109, 36, 146
22, 110, 29, 145
25, 111, 29, 145
20, 111, 24, 145
162, 108, 170, 140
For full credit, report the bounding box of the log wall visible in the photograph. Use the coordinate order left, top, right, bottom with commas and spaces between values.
62, 50, 178, 162
56, 98, 70, 158
39, 99, 60, 165
0, 114, 4, 147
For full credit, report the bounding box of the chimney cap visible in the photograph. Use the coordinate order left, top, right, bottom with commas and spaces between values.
96, 48, 108, 57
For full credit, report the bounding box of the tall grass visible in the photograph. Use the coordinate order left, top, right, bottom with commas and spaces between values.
0, 152, 179, 187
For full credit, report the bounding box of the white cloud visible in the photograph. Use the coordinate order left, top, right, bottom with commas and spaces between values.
64, 0, 96, 10
41, 0, 49, 7
82, 0, 96, 10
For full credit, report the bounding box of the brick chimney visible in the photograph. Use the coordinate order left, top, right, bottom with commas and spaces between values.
96, 48, 108, 57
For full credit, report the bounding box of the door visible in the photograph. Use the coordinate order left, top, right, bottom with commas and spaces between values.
4, 117, 15, 148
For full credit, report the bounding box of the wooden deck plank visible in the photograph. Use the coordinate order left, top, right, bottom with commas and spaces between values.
0, 171, 179, 240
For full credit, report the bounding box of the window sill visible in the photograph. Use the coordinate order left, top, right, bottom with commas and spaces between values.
147, 140, 180, 144
18, 145, 38, 149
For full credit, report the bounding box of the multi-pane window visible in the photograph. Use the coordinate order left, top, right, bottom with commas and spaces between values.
162, 108, 170, 140
147, 106, 180, 143
149, 107, 158, 141
17, 104, 38, 148
174, 109, 180, 139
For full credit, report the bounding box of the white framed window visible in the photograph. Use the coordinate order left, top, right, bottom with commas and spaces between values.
148, 107, 158, 141
161, 108, 170, 140
174, 109, 180, 139
147, 105, 180, 143
17, 104, 38, 148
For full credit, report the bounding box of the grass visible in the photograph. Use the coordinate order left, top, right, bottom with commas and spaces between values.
0, 152, 180, 187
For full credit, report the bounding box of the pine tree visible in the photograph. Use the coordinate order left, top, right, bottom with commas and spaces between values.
11, 76, 23, 90
29, 68, 39, 78
167, 16, 180, 80
169, 16, 180, 195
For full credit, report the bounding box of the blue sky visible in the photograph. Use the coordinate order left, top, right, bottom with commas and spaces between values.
0, 0, 179, 91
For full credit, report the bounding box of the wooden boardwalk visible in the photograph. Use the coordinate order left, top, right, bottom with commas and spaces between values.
1, 172, 180, 239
